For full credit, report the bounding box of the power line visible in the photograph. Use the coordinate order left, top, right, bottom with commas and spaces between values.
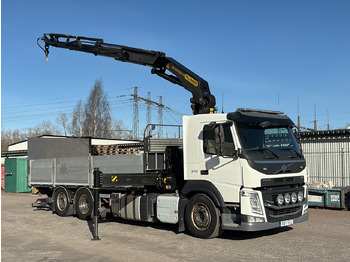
2, 85, 186, 133
133, 87, 139, 140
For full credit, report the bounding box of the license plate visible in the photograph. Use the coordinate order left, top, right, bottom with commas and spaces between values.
280, 219, 293, 227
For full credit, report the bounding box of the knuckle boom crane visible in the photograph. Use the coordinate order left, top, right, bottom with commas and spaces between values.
38, 33, 216, 115
33, 33, 309, 239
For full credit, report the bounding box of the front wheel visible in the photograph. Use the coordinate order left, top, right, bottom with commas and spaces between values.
185, 194, 223, 239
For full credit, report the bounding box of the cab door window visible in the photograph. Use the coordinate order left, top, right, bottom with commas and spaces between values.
203, 122, 235, 157
221, 124, 235, 156
203, 123, 217, 155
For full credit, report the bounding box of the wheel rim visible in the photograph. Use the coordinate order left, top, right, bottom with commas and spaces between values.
79, 194, 90, 215
57, 192, 68, 211
191, 202, 211, 231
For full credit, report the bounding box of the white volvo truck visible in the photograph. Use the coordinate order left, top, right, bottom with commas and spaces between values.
31, 34, 308, 238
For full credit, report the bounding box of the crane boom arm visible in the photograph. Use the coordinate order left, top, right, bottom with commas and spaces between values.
39, 33, 216, 114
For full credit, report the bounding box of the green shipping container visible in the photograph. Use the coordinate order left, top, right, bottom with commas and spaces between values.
4, 158, 31, 193
308, 187, 350, 209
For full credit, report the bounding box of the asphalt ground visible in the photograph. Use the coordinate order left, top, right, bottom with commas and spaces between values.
1, 192, 350, 262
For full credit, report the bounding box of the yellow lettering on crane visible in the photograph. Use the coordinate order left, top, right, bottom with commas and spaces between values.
171, 65, 185, 77
170, 65, 199, 87
185, 74, 199, 87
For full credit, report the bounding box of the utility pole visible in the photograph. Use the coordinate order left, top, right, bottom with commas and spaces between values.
327, 109, 330, 131
158, 96, 163, 137
131, 91, 165, 138
297, 98, 300, 133
146, 92, 151, 136
133, 87, 139, 140
314, 104, 317, 131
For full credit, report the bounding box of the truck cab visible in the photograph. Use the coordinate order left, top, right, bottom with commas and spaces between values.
182, 108, 308, 233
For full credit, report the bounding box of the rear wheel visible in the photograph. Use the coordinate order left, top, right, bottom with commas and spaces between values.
185, 194, 223, 239
75, 188, 93, 220
54, 187, 71, 217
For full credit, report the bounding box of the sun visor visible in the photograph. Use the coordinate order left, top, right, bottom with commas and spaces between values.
227, 109, 295, 127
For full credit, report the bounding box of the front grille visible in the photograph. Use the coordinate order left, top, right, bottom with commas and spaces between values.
265, 206, 302, 222
271, 207, 298, 216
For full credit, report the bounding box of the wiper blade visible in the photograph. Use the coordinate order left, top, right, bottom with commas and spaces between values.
246, 147, 279, 158
278, 148, 303, 158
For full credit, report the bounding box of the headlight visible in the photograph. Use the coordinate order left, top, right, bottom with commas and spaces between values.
276, 194, 284, 206
242, 190, 263, 215
284, 193, 291, 205
298, 191, 304, 202
250, 193, 262, 214
291, 192, 297, 204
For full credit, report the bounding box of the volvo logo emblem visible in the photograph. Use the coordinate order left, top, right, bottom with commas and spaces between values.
274, 163, 293, 174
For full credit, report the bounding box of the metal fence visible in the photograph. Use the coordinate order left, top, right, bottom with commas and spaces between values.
300, 130, 350, 187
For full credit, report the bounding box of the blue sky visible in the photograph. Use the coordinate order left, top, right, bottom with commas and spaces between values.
2, 0, 350, 134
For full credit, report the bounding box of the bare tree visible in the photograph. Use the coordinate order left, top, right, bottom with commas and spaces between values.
83, 78, 112, 138
70, 100, 84, 136
36, 120, 60, 135
1, 129, 25, 151
1, 78, 128, 151
1, 120, 60, 151
111, 119, 132, 139
69, 79, 129, 138
56, 113, 69, 136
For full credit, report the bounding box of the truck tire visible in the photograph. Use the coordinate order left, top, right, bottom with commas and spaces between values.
75, 187, 93, 220
54, 187, 72, 217
185, 194, 223, 239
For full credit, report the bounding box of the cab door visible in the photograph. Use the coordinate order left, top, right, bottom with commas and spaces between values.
199, 121, 242, 203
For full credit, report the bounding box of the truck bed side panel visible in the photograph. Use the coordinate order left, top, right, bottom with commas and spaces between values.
28, 137, 91, 186
93, 154, 144, 174
29, 159, 54, 185
56, 156, 90, 185
30, 156, 91, 186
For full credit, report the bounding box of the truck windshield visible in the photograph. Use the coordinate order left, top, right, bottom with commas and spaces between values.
236, 123, 301, 156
